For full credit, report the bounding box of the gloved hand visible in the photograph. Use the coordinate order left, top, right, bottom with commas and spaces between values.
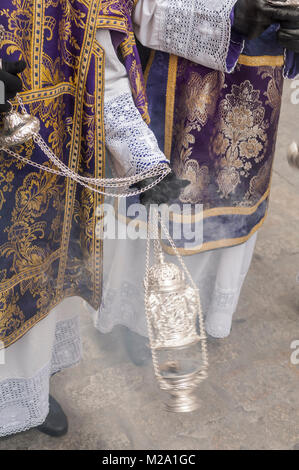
135, 171, 190, 207
233, 0, 299, 40
0, 59, 26, 113
277, 9, 299, 53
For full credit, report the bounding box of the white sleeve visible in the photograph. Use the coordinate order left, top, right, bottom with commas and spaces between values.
96, 29, 168, 177
133, 0, 239, 72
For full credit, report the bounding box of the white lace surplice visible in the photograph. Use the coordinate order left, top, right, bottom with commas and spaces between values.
133, 0, 239, 72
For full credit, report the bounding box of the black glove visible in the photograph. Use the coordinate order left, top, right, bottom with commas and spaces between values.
233, 0, 299, 40
277, 16, 299, 52
135, 172, 190, 207
0, 59, 26, 113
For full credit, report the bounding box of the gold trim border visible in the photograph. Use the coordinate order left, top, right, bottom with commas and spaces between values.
144, 49, 155, 86
164, 55, 178, 159
238, 55, 284, 67
96, 17, 127, 32
92, 41, 105, 307
170, 184, 270, 223
161, 211, 267, 256
56, 0, 101, 298
17, 83, 76, 104
32, 0, 44, 89
113, 187, 269, 255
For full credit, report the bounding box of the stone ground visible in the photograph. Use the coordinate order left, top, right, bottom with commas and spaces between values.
0, 84, 298, 451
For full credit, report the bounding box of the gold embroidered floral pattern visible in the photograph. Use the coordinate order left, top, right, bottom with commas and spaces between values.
179, 160, 210, 205
173, 71, 224, 203
212, 80, 269, 199
243, 159, 272, 204
258, 67, 283, 125
0, 291, 25, 338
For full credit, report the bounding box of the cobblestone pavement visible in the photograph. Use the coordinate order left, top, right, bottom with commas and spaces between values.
0, 84, 298, 450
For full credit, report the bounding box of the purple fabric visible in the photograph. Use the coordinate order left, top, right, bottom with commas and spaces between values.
171, 56, 283, 208
226, 7, 244, 72
284, 50, 299, 79
145, 49, 284, 248
226, 30, 245, 72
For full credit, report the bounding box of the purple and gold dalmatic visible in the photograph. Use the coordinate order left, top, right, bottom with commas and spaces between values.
145, 26, 298, 255
0, 0, 146, 348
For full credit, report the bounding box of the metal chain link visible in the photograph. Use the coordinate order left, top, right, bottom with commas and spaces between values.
0, 95, 171, 198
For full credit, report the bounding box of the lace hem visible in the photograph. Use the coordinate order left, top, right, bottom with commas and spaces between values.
159, 0, 238, 72
205, 311, 235, 339
0, 316, 82, 437
0, 363, 51, 438
92, 277, 148, 338
104, 92, 168, 177
95, 275, 244, 339
205, 284, 243, 338
51, 316, 82, 375
94, 275, 244, 340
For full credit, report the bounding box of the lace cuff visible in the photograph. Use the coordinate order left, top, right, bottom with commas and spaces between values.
159, 0, 239, 72
104, 92, 168, 177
